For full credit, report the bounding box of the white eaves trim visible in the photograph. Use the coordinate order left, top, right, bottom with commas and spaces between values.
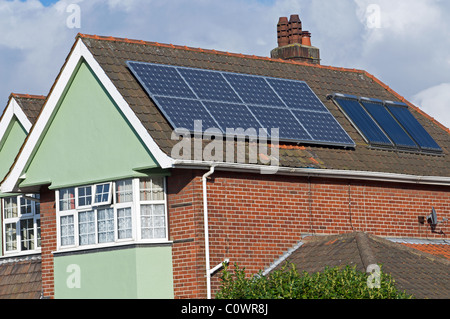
1, 39, 174, 193
172, 159, 450, 186
0, 97, 33, 142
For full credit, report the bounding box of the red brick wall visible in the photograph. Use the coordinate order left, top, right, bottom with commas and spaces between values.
167, 169, 450, 298
35, 169, 450, 299
167, 169, 206, 298
39, 186, 56, 299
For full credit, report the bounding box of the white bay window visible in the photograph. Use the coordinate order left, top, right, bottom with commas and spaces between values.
56, 177, 167, 250
2, 194, 41, 255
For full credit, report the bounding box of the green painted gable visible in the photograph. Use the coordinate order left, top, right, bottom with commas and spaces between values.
21, 60, 159, 189
0, 116, 27, 189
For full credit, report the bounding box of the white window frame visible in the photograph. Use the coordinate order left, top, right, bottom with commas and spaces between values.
93, 182, 113, 206
56, 177, 168, 251
2, 194, 41, 256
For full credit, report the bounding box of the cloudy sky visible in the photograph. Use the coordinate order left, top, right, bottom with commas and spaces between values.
1, 0, 449, 128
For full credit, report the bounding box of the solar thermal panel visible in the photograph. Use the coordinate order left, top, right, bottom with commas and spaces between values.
360, 101, 418, 149
333, 97, 393, 146
386, 103, 442, 152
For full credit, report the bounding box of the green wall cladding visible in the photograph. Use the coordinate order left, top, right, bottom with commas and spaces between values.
54, 245, 174, 299
0, 117, 28, 255
0, 116, 27, 191
21, 60, 158, 190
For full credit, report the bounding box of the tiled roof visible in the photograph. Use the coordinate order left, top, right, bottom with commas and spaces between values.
0, 255, 42, 299
268, 232, 450, 299
78, 34, 450, 177
11, 93, 46, 125
386, 237, 450, 260
401, 243, 450, 260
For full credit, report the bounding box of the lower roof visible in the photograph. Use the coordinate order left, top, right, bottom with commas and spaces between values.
0, 255, 42, 299
268, 232, 450, 299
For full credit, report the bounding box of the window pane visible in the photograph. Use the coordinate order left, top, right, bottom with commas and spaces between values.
60, 215, 75, 246
117, 207, 132, 239
140, 204, 166, 239
35, 195, 40, 215
5, 223, 17, 251
116, 180, 133, 203
140, 178, 152, 201
152, 177, 164, 201
78, 186, 92, 207
79, 211, 95, 246
4, 197, 18, 219
37, 219, 41, 248
20, 219, 34, 250
20, 197, 33, 215
95, 183, 111, 204
59, 188, 75, 211
140, 177, 165, 201
98, 208, 114, 243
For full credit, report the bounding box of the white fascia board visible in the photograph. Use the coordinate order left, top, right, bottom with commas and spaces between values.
172, 160, 450, 186
1, 39, 173, 193
0, 98, 33, 141
11, 98, 33, 132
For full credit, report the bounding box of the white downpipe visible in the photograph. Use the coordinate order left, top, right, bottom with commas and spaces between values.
202, 166, 215, 299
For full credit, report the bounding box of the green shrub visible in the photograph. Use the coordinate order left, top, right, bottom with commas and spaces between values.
215, 262, 412, 299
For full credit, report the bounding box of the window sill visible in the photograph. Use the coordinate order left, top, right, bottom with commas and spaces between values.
0, 250, 41, 261
53, 240, 173, 257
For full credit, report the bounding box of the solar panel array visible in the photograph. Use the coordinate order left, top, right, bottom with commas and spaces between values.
127, 61, 355, 148
332, 94, 442, 153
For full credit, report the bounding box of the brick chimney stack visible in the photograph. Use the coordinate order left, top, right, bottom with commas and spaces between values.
271, 14, 320, 65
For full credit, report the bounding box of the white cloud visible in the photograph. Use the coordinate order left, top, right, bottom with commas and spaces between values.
412, 83, 450, 129
0, 0, 449, 131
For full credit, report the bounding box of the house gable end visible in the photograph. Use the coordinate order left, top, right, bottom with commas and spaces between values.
0, 116, 27, 185
20, 60, 159, 190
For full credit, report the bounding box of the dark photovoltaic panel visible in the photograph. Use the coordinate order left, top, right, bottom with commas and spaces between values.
360, 100, 418, 149
333, 97, 393, 146
267, 78, 328, 112
128, 62, 196, 99
291, 110, 354, 144
203, 101, 262, 136
223, 73, 285, 107
127, 61, 355, 147
386, 103, 442, 152
178, 68, 241, 103
250, 106, 312, 141
153, 96, 218, 132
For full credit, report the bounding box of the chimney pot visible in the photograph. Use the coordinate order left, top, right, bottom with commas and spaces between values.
288, 14, 302, 44
277, 17, 289, 47
301, 31, 312, 46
